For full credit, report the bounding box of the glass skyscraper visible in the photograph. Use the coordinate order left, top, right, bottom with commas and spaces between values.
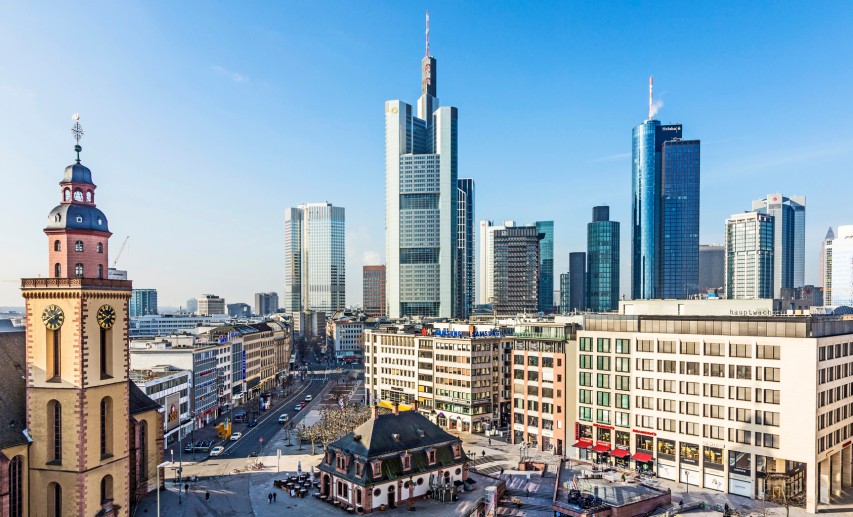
586, 206, 620, 312
568, 251, 586, 312
751, 193, 806, 298
284, 203, 346, 314
631, 120, 700, 299
492, 224, 541, 314
457, 178, 475, 318
830, 225, 853, 307
385, 20, 458, 318
536, 221, 554, 312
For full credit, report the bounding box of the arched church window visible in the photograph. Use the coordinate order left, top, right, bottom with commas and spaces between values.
75, 241, 83, 252
54, 263, 61, 278
86, 190, 93, 203
9, 455, 23, 517
48, 400, 62, 463
75, 264, 83, 278
73, 189, 83, 202
54, 240, 61, 251
97, 243, 103, 253
63, 189, 71, 201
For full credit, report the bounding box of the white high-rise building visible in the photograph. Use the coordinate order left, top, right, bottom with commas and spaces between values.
385, 14, 458, 319
830, 225, 853, 307
725, 212, 775, 299
284, 203, 345, 314
819, 227, 835, 304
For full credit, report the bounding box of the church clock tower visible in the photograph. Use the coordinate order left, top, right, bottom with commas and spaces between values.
22, 115, 132, 516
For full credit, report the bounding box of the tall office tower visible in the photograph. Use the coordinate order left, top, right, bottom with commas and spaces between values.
385, 13, 458, 319
698, 244, 725, 293
130, 288, 158, 317
631, 109, 700, 300
284, 203, 346, 314
254, 292, 279, 316
536, 221, 554, 312
819, 227, 835, 304
751, 193, 806, 298
559, 272, 570, 312
492, 224, 542, 314
830, 225, 853, 307
478, 220, 494, 304
724, 212, 775, 299
197, 294, 226, 315
457, 179, 475, 318
586, 206, 620, 311
568, 252, 586, 312
363, 265, 387, 318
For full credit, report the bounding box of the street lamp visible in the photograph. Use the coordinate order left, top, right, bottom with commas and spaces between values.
156, 461, 172, 517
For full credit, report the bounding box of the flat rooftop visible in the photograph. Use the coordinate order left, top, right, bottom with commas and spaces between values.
553, 461, 667, 514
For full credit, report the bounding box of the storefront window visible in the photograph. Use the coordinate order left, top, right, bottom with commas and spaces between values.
729, 451, 751, 476
636, 434, 653, 451
578, 424, 593, 440
704, 446, 724, 470
657, 438, 675, 459
680, 442, 699, 465
597, 427, 611, 443
615, 431, 630, 447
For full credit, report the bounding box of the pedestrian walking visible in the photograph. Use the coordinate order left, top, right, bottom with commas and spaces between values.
205, 491, 210, 501
273, 492, 277, 502
499, 467, 504, 476
268, 493, 273, 503
481, 450, 486, 458
525, 488, 529, 497
488, 438, 492, 446
184, 483, 189, 494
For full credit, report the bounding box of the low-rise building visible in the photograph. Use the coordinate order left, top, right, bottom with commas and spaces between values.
317, 406, 469, 513
129, 313, 230, 337
131, 366, 193, 449
331, 319, 365, 361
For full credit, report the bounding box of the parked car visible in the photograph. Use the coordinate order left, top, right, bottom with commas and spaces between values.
305, 394, 313, 402
278, 414, 289, 424
209, 446, 225, 457
230, 432, 242, 441
247, 419, 257, 427
294, 405, 302, 411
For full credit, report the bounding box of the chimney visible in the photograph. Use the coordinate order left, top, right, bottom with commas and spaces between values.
372, 405, 379, 420
393, 402, 400, 416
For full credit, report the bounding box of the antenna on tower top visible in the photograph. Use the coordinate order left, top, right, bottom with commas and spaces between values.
425, 10, 430, 57
648, 76, 653, 120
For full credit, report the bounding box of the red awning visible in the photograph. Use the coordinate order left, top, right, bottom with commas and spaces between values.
632, 452, 654, 463
610, 448, 631, 459
573, 440, 593, 449
592, 443, 611, 453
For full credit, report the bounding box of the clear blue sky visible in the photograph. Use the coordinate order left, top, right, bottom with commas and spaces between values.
2, 1, 852, 308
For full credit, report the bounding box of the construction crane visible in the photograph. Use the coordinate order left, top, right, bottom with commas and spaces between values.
112, 236, 129, 268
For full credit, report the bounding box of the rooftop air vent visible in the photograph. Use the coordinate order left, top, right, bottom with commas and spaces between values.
392, 433, 401, 441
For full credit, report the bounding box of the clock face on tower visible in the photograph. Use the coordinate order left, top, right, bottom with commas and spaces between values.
42, 304, 65, 330
97, 304, 117, 329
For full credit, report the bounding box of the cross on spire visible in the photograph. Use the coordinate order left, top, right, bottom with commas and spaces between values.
71, 113, 84, 163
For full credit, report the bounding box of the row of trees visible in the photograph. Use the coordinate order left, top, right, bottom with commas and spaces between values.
296, 403, 373, 455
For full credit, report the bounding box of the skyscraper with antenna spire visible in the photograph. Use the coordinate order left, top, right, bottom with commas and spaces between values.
385, 12, 460, 318
632, 77, 701, 300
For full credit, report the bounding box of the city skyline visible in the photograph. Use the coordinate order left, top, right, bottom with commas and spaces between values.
2, 3, 852, 307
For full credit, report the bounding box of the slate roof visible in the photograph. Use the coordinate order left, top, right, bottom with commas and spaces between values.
129, 381, 160, 415
0, 331, 29, 450
318, 410, 468, 486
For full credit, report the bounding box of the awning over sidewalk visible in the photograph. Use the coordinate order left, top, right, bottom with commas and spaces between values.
591, 443, 611, 453
610, 448, 630, 459
573, 439, 593, 449
632, 452, 654, 463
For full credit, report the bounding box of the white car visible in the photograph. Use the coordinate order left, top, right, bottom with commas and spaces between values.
230, 432, 242, 441
278, 414, 289, 424
209, 446, 225, 457
294, 405, 302, 411
305, 394, 313, 401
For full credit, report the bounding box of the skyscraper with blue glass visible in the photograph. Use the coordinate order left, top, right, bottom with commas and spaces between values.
751, 193, 806, 298
536, 221, 554, 312
631, 120, 700, 299
586, 206, 620, 311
